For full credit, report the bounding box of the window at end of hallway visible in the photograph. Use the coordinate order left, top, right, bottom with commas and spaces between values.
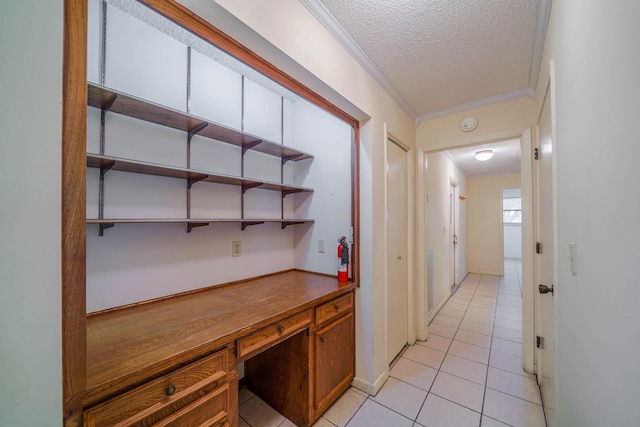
503, 197, 522, 224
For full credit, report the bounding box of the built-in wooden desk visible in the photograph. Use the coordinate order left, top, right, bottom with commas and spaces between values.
84, 270, 356, 427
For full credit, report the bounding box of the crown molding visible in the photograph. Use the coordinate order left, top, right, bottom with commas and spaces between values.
417, 87, 532, 123
301, 0, 548, 127
300, 0, 418, 121
528, 0, 552, 94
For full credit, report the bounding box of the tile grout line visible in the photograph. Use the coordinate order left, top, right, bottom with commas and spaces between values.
432, 274, 487, 419
477, 273, 497, 427
402, 274, 482, 424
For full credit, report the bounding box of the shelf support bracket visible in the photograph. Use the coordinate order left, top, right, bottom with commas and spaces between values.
241, 140, 262, 179
241, 221, 264, 231
187, 175, 207, 190
98, 222, 114, 236
242, 140, 262, 155
281, 221, 304, 230
187, 222, 210, 233
98, 160, 116, 222
187, 122, 208, 143
241, 183, 262, 194
281, 153, 302, 186
99, 160, 116, 179
186, 175, 207, 220
99, 94, 117, 155
281, 189, 300, 198
282, 153, 303, 165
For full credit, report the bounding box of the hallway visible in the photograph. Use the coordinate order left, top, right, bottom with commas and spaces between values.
238, 259, 546, 426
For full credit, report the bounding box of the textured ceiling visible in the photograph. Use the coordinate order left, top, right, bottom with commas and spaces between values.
445, 139, 521, 177
306, 0, 545, 121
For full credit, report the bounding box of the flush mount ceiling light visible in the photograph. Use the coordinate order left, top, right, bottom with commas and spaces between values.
475, 149, 494, 161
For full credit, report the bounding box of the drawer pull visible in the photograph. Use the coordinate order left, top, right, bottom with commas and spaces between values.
278, 326, 285, 334
334, 304, 340, 311
320, 336, 325, 343
165, 385, 176, 396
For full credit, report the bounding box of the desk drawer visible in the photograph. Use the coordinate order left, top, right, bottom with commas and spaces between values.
84, 349, 230, 427
153, 382, 230, 427
237, 310, 311, 360
315, 292, 353, 326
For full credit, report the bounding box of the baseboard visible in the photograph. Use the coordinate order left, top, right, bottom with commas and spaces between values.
469, 270, 502, 276
427, 291, 451, 324
351, 370, 389, 396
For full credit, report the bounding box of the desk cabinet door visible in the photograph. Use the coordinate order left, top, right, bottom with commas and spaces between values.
314, 311, 355, 415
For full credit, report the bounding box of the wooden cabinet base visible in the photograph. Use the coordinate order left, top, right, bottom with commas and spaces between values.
245, 330, 311, 426
83, 273, 354, 427
314, 312, 355, 418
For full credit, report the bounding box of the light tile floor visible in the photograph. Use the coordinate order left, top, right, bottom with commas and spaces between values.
239, 259, 547, 427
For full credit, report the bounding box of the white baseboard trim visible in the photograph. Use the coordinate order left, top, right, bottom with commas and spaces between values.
351, 370, 389, 396
469, 270, 502, 276
427, 291, 451, 324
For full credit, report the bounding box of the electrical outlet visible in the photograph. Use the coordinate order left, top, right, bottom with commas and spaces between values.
318, 239, 325, 253
232, 241, 242, 257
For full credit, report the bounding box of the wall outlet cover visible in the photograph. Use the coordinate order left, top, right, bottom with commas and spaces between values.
232, 241, 242, 257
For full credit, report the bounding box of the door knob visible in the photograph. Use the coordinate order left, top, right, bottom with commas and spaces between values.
538, 284, 554, 295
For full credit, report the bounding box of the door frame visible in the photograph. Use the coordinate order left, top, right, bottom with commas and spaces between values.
420, 132, 536, 375
449, 179, 460, 292
533, 59, 559, 416
384, 131, 415, 365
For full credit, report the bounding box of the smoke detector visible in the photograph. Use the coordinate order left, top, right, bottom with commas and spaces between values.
460, 116, 478, 132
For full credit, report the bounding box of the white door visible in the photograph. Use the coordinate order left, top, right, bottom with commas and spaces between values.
536, 79, 556, 425
386, 139, 409, 363
449, 182, 458, 291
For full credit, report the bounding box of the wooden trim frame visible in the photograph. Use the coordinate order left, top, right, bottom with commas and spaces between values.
62, 0, 87, 425
352, 126, 360, 284
62, 0, 360, 423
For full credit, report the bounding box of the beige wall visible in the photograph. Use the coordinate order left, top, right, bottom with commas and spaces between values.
425, 152, 467, 315
187, 0, 417, 393
416, 97, 536, 152
466, 173, 521, 276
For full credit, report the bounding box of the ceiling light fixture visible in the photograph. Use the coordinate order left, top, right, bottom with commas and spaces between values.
475, 150, 494, 161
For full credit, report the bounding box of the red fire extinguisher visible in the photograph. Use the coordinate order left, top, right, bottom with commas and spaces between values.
337, 236, 349, 282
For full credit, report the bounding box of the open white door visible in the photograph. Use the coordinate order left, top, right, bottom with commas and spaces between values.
386, 139, 409, 364
536, 65, 557, 426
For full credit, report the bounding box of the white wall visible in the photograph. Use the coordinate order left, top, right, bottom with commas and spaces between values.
503, 225, 522, 259
466, 174, 521, 275
0, 1, 63, 425
425, 152, 467, 316
293, 99, 353, 275
537, 1, 640, 424
503, 188, 522, 259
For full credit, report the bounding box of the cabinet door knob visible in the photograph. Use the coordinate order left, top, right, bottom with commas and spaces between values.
165, 385, 176, 396
278, 326, 285, 334
320, 336, 325, 343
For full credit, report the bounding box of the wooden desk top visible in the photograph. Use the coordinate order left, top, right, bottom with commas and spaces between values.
85, 270, 355, 405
